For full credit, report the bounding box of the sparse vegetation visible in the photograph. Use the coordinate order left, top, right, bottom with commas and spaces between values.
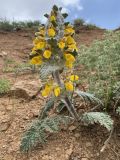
74, 18, 100, 33
0, 78, 11, 94
0, 20, 14, 31
76, 30, 120, 109
85, 23, 100, 30
0, 19, 41, 31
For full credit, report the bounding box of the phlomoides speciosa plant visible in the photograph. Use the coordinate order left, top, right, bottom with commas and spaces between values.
20, 5, 114, 152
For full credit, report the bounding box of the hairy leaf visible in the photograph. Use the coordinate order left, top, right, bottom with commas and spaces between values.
81, 112, 113, 131
44, 14, 49, 18
53, 5, 58, 11
39, 63, 62, 80
56, 102, 66, 113
116, 107, 120, 115
62, 13, 68, 18
20, 115, 71, 152
39, 97, 55, 119
75, 90, 103, 105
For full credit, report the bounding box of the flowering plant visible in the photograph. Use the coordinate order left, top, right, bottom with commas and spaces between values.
20, 5, 113, 152
30, 5, 80, 120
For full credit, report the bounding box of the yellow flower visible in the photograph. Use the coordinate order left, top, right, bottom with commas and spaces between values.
54, 86, 61, 97
66, 36, 76, 45
65, 82, 74, 91
43, 50, 52, 59
39, 29, 45, 36
58, 41, 65, 49
69, 75, 79, 81
50, 15, 56, 21
41, 84, 52, 97
48, 28, 56, 37
31, 46, 37, 54
65, 26, 75, 35
30, 56, 42, 65
36, 41, 46, 50
68, 44, 78, 52
65, 61, 73, 68
33, 38, 40, 45
64, 53, 75, 63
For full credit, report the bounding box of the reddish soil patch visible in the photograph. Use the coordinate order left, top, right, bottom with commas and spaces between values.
0, 29, 120, 160
75, 29, 105, 46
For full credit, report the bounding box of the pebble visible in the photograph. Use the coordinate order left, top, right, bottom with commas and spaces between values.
74, 133, 80, 138
56, 147, 61, 151
81, 158, 88, 160
86, 142, 92, 147
68, 125, 76, 131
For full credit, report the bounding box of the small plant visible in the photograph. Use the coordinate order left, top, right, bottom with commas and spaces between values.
74, 18, 85, 33
74, 18, 85, 27
20, 5, 113, 152
0, 78, 10, 94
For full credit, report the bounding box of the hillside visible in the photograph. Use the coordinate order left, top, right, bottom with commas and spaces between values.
0, 28, 119, 160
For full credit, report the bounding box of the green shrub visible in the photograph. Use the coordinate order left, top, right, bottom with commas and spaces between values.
0, 79, 11, 94
0, 20, 14, 31
76, 30, 120, 109
85, 23, 99, 30
74, 18, 85, 27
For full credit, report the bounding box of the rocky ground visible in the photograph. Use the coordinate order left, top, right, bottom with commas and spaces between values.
0, 29, 120, 160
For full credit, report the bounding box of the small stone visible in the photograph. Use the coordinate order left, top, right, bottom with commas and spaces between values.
68, 125, 76, 131
56, 147, 60, 151
2, 145, 7, 148
86, 142, 92, 147
96, 153, 100, 156
9, 80, 41, 99
6, 105, 13, 111
74, 133, 80, 138
81, 158, 88, 160
42, 155, 49, 160
0, 122, 10, 132
0, 51, 8, 57
65, 147, 73, 159
23, 116, 29, 120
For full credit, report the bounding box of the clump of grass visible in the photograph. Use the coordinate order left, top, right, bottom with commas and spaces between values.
0, 79, 11, 94
85, 23, 100, 30
2, 57, 17, 73
76, 30, 120, 109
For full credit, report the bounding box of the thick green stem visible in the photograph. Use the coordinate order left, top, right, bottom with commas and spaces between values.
53, 70, 79, 121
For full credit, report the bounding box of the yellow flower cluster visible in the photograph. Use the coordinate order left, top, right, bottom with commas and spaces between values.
57, 28, 78, 69
30, 20, 78, 68
41, 83, 61, 97
30, 6, 79, 98
30, 24, 56, 65
41, 74, 79, 97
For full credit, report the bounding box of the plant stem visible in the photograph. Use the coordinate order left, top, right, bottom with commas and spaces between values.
53, 70, 79, 121
62, 96, 79, 121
